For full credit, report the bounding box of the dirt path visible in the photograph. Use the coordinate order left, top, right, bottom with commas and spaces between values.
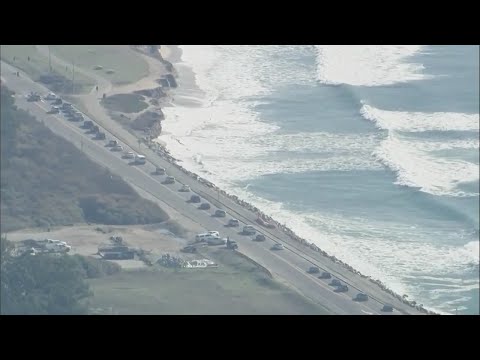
37, 45, 169, 147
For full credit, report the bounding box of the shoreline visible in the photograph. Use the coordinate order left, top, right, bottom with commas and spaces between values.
148, 45, 439, 315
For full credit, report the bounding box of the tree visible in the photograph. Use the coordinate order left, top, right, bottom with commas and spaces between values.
0, 237, 91, 315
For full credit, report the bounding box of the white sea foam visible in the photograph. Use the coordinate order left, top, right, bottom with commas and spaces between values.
314, 45, 429, 86
361, 104, 480, 132
374, 134, 479, 197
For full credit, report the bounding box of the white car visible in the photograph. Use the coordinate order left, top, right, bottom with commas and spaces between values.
123, 151, 135, 159
45, 92, 57, 100
207, 231, 220, 237
179, 184, 190, 192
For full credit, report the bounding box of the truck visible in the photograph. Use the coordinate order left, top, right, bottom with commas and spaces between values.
98, 245, 135, 260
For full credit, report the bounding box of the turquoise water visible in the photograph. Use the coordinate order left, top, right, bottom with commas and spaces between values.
160, 45, 479, 314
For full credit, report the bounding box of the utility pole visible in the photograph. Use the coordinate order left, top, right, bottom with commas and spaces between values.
80, 139, 83, 152
48, 46, 52, 72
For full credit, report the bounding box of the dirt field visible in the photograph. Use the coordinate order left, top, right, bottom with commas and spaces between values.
88, 249, 329, 315
5, 223, 193, 269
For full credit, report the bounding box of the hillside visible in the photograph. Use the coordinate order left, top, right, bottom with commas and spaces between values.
0, 86, 169, 232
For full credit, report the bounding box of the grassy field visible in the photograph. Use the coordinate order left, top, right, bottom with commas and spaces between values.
101, 93, 149, 113
88, 249, 329, 315
0, 45, 94, 93
49, 45, 149, 85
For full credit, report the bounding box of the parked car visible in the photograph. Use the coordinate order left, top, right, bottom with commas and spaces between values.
336, 284, 349, 292
108, 140, 119, 147
242, 225, 256, 235
179, 184, 191, 192
330, 279, 342, 286
355, 293, 369, 302
214, 209, 226, 217
307, 266, 320, 274
271, 243, 284, 251
199, 202, 211, 210
123, 151, 135, 159
254, 234, 266, 242
319, 271, 332, 279
228, 218, 240, 227
52, 98, 62, 105
111, 145, 123, 152
47, 106, 60, 114
155, 167, 166, 175
83, 120, 94, 129
44, 92, 57, 100
190, 195, 201, 203
381, 304, 394, 312
164, 176, 175, 184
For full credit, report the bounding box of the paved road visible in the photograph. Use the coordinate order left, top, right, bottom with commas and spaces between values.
2, 61, 424, 315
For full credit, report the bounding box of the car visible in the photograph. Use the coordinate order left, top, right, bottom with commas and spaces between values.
179, 184, 191, 192
95, 132, 106, 140
123, 151, 135, 159
190, 195, 201, 203
330, 279, 342, 286
83, 120, 94, 129
27, 93, 40, 102
107, 140, 119, 147
52, 98, 62, 105
254, 234, 266, 242
336, 284, 349, 292
207, 231, 220, 237
155, 167, 166, 175
242, 225, 256, 235
199, 202, 211, 210
111, 145, 123, 152
228, 218, 240, 227
44, 92, 57, 100
164, 176, 175, 184
271, 243, 284, 251
47, 106, 60, 114
307, 266, 320, 274
381, 304, 394, 312
214, 209, 226, 217
355, 293, 369, 302
319, 271, 332, 279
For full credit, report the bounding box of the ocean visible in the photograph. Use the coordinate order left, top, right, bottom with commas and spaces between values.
158, 45, 480, 315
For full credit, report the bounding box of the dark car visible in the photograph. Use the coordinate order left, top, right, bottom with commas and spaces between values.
330, 279, 342, 286
52, 98, 62, 105
336, 284, 349, 292
214, 209, 226, 217
199, 203, 211, 210
95, 132, 106, 140
307, 266, 320, 274
319, 271, 332, 279
355, 293, 369, 302
83, 120, 94, 129
254, 234, 266, 242
190, 195, 201, 203
381, 304, 394, 312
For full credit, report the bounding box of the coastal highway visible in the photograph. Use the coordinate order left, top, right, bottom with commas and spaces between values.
1, 62, 423, 315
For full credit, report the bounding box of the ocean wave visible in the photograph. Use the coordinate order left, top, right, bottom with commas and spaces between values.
374, 134, 479, 197
361, 103, 480, 132
314, 45, 430, 86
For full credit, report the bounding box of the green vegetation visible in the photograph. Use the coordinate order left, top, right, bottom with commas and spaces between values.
88, 249, 329, 315
0, 86, 169, 232
50, 45, 149, 85
101, 93, 149, 113
0, 45, 94, 93
0, 237, 121, 315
